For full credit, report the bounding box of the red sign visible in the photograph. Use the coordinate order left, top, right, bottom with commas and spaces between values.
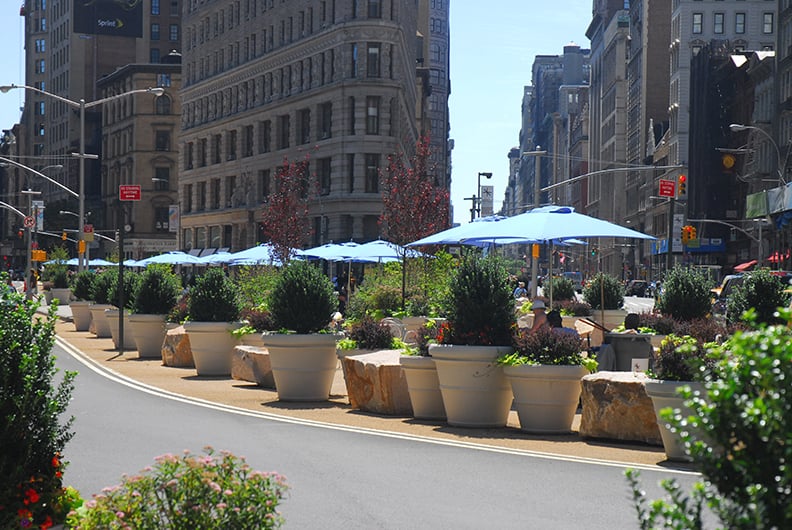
658, 179, 676, 198
83, 224, 94, 234
119, 185, 141, 201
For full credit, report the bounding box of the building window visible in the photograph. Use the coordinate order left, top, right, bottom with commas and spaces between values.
348, 96, 356, 135
347, 153, 355, 192
259, 168, 271, 200
154, 207, 169, 232
197, 182, 206, 210
259, 120, 272, 153
211, 178, 221, 209
367, 43, 381, 77
150, 48, 161, 63
185, 142, 194, 169
365, 154, 379, 193
243, 125, 254, 157
735, 13, 745, 34
152, 0, 160, 14
157, 73, 172, 87
366, 96, 380, 134
278, 114, 290, 149
199, 138, 207, 166
155, 95, 171, 114
763, 13, 773, 34
298, 108, 311, 144
184, 184, 193, 213
318, 157, 331, 195
318, 102, 332, 139
155, 131, 171, 151
351, 43, 358, 78
169, 24, 179, 41
225, 175, 236, 207
367, 0, 381, 18
151, 23, 160, 40
714, 13, 724, 34
35, 60, 45, 74
209, 226, 221, 247
154, 167, 170, 190
692, 13, 702, 34
212, 134, 222, 164
226, 129, 237, 160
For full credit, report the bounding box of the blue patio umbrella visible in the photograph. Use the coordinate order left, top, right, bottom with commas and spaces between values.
136, 251, 204, 266
196, 251, 235, 265
341, 239, 426, 262
407, 215, 536, 247
88, 258, 116, 266
300, 242, 360, 261
227, 243, 299, 266
459, 206, 656, 245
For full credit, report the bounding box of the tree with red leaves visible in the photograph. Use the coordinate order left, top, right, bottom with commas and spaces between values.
260, 155, 315, 264
379, 135, 450, 246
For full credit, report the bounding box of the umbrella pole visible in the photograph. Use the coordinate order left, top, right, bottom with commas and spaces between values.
549, 242, 554, 308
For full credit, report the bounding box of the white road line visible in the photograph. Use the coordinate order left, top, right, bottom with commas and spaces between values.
56, 336, 698, 476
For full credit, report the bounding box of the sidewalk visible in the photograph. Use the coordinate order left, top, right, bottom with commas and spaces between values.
46, 302, 671, 468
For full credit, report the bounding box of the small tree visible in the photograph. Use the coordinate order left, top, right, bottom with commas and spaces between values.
379, 135, 450, 306
582, 272, 624, 310
726, 269, 789, 325
260, 155, 315, 265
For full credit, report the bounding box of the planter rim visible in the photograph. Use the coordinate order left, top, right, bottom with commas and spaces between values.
645, 379, 705, 397
129, 313, 167, 321
503, 364, 590, 377
261, 332, 341, 347
183, 320, 241, 331
428, 343, 512, 362
399, 355, 435, 367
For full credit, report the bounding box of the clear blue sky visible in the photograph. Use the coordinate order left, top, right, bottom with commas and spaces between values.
0, 1, 593, 225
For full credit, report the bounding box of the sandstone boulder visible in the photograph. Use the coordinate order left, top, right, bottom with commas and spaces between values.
161, 326, 194, 368
341, 350, 412, 416
579, 371, 662, 445
231, 346, 275, 388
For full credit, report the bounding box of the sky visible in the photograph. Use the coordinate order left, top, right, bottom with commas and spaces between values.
0, 1, 593, 225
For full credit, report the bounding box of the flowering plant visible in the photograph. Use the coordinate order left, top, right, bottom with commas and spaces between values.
68, 447, 288, 529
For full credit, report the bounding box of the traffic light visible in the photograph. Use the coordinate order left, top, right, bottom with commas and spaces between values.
681, 226, 689, 244
677, 174, 687, 198
690, 226, 697, 240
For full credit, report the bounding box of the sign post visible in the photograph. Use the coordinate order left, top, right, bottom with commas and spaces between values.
115, 185, 140, 357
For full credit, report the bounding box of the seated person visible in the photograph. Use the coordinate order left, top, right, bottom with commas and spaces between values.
513, 281, 528, 299
546, 310, 579, 338
529, 299, 549, 333
622, 312, 640, 333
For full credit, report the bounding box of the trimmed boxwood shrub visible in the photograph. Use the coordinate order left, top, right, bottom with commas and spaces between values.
726, 269, 790, 325
655, 265, 713, 321
439, 253, 514, 346
582, 272, 624, 310
133, 265, 181, 315
107, 270, 141, 311
187, 268, 241, 323
545, 276, 576, 301
90, 270, 115, 305
267, 261, 337, 334
70, 270, 96, 301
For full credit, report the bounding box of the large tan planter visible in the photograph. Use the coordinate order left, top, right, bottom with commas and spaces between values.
129, 314, 168, 358
645, 380, 705, 462
429, 344, 513, 428
262, 333, 340, 401
240, 333, 266, 348
89, 304, 113, 338
50, 287, 71, 304
183, 321, 241, 376
400, 355, 445, 420
593, 309, 628, 331
105, 309, 136, 350
504, 364, 589, 433
70, 301, 93, 331
401, 316, 428, 343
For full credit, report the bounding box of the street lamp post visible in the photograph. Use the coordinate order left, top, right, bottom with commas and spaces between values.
522, 148, 546, 298
729, 123, 786, 185
0, 84, 165, 272
476, 172, 492, 218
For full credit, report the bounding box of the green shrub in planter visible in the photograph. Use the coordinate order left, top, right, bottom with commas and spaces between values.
439, 253, 514, 346
545, 276, 576, 301
89, 270, 115, 305
107, 269, 141, 311
187, 267, 241, 322
627, 309, 792, 528
343, 316, 394, 350
655, 265, 712, 321
726, 269, 789, 325
133, 265, 181, 315
42, 246, 70, 288
70, 270, 96, 301
267, 261, 337, 334
582, 272, 624, 310
0, 281, 76, 529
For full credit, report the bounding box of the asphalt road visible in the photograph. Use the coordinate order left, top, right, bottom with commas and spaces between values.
56, 341, 702, 529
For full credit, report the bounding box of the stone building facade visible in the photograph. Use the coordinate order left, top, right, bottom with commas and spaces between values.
178, 0, 431, 251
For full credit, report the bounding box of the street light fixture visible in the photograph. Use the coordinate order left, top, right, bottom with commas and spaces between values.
0, 84, 166, 272
729, 123, 786, 185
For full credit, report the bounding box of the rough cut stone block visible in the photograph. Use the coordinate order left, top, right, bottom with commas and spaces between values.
579, 371, 662, 445
341, 349, 413, 416
161, 326, 194, 368
232, 346, 275, 388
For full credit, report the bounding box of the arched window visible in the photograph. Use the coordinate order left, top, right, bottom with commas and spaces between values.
155, 95, 172, 115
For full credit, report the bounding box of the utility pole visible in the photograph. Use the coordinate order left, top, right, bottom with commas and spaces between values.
523, 148, 546, 298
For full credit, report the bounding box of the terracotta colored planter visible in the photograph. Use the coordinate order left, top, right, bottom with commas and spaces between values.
429, 344, 513, 428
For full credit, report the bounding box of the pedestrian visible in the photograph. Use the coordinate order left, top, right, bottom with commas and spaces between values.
513, 281, 528, 299
27, 268, 39, 295
529, 299, 549, 333
546, 309, 579, 338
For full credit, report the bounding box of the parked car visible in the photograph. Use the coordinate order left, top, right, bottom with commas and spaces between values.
625, 279, 649, 297
711, 274, 744, 317
563, 271, 584, 293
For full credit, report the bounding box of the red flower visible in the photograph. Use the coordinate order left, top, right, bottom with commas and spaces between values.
24, 488, 40, 504
41, 515, 54, 529
51, 455, 60, 468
